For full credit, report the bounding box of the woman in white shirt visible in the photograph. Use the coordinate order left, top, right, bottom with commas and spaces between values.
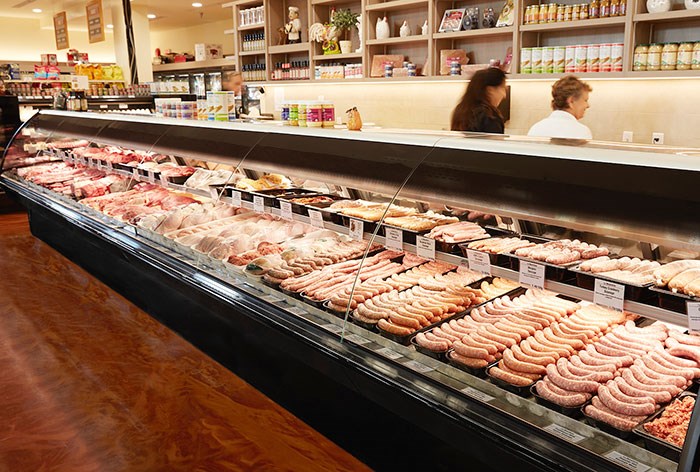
527, 76, 593, 139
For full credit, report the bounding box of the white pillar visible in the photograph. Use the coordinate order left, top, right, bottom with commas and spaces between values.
111, 3, 153, 83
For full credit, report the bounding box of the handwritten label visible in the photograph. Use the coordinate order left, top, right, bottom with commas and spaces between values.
376, 347, 403, 360
231, 191, 242, 207
519, 260, 545, 289
349, 219, 364, 241
160, 174, 169, 185
106, 161, 113, 171
345, 333, 371, 345
688, 302, 700, 333
460, 386, 495, 403
209, 187, 219, 201
147, 170, 155, 184
279, 201, 293, 221
253, 196, 265, 213
604, 451, 650, 472
416, 235, 436, 261
308, 210, 324, 228
403, 359, 434, 373
594, 279, 625, 311
467, 249, 492, 275
385, 227, 403, 251
132, 168, 139, 179
543, 424, 585, 444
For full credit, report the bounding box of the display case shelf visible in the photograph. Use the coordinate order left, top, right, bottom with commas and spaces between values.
519, 16, 627, 32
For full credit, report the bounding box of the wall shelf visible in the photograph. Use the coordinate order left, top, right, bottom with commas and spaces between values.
433, 26, 514, 39
509, 71, 625, 79
366, 36, 429, 46
153, 58, 237, 72
365, 0, 429, 11
519, 16, 627, 32
268, 43, 311, 54
239, 50, 267, 56
238, 23, 266, 31
633, 8, 700, 23
313, 52, 364, 61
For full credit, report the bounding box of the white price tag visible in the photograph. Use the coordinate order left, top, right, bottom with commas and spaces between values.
147, 170, 156, 184
160, 174, 169, 185
543, 424, 585, 444
466, 249, 492, 275
231, 191, 242, 207
280, 201, 293, 221
308, 210, 324, 228
123, 225, 137, 237
210, 187, 219, 200
132, 168, 139, 179
349, 219, 364, 241
385, 227, 403, 251
323, 324, 343, 334
593, 279, 625, 311
376, 347, 403, 360
460, 386, 495, 403
519, 260, 545, 289
687, 302, 700, 333
118, 103, 128, 109
402, 359, 434, 373
253, 195, 265, 213
416, 235, 436, 261
106, 161, 113, 171
345, 333, 371, 345
99, 104, 108, 109
604, 451, 650, 472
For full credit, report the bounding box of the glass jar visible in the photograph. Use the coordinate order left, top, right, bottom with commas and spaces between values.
281, 102, 290, 124
547, 3, 558, 22
322, 103, 335, 128
539, 3, 549, 23
633, 44, 649, 71
580, 4, 589, 19
289, 102, 299, 126
306, 101, 323, 127
620, 0, 627, 14
556, 4, 565, 21
661, 43, 678, 71
647, 43, 663, 71
298, 102, 307, 127
572, 3, 581, 19
610, 0, 620, 15
677, 42, 693, 70
589, 0, 600, 17
564, 4, 573, 20
693, 42, 700, 70
600, 0, 610, 16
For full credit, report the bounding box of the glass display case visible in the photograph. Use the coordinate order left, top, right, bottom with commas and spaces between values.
2, 110, 700, 472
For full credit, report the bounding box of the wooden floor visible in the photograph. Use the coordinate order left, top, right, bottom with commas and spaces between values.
0, 211, 368, 472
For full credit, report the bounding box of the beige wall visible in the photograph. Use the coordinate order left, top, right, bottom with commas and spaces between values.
260, 79, 700, 148
0, 17, 116, 63
149, 19, 234, 57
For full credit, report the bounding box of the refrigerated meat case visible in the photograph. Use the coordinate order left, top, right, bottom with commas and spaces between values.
2, 110, 700, 472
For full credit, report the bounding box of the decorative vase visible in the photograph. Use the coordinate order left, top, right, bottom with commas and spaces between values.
376, 16, 390, 40
399, 20, 411, 37
686, 0, 700, 9
323, 39, 341, 55
421, 20, 428, 35
339, 40, 352, 54
646, 0, 671, 12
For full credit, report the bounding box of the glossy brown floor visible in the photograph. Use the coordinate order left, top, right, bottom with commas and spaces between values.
0, 211, 369, 472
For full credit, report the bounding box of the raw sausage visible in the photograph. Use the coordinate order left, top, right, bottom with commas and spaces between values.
545, 364, 599, 393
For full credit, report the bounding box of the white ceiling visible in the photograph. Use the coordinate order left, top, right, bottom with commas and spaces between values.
0, 0, 230, 31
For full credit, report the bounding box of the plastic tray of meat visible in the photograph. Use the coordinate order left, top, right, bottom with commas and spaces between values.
458, 236, 528, 268
485, 362, 536, 396
529, 383, 585, 418
632, 392, 696, 462
411, 337, 447, 361
580, 400, 637, 440
377, 223, 430, 245
570, 265, 655, 302
164, 175, 190, 185
435, 226, 516, 255
278, 285, 304, 300
305, 201, 344, 225
508, 255, 578, 282
649, 286, 700, 314
445, 349, 489, 378
278, 194, 347, 217
248, 188, 318, 208
299, 291, 327, 309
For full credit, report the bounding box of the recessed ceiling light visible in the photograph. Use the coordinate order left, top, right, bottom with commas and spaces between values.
147, 13, 156, 19
192, 2, 203, 7
106, 24, 114, 28
32, 8, 42, 13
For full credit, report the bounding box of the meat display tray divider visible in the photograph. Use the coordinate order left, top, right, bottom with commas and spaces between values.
580, 400, 636, 440
485, 362, 537, 397
649, 286, 700, 314
632, 391, 697, 462
529, 382, 585, 418
569, 265, 655, 302
164, 174, 190, 185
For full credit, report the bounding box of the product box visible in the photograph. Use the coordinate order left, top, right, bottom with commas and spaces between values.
195, 44, 223, 61
41, 54, 58, 66
439, 49, 469, 75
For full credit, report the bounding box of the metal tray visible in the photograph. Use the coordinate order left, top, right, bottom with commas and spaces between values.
570, 264, 655, 302
632, 392, 696, 462
164, 174, 191, 185
300, 291, 328, 309
649, 285, 700, 314
529, 382, 585, 418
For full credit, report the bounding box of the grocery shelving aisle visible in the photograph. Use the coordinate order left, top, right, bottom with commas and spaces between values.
0, 211, 367, 472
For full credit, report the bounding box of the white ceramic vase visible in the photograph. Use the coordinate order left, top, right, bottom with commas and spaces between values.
646, 0, 671, 13
399, 20, 411, 37
376, 16, 390, 40
339, 40, 352, 54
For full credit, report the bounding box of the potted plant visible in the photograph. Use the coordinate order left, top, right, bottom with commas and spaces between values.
331, 9, 359, 54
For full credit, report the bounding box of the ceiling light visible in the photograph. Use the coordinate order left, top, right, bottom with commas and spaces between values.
147, 13, 156, 19
32, 8, 42, 13
192, 2, 203, 7
106, 24, 114, 28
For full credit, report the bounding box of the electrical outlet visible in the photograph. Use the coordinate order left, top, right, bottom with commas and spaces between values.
622, 131, 633, 143
652, 132, 664, 145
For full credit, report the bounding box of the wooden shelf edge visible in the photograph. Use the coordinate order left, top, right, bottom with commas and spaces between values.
238, 23, 266, 31
432, 26, 514, 39
239, 50, 267, 56
366, 36, 429, 45
152, 58, 237, 72
633, 8, 700, 22
268, 43, 312, 55
365, 0, 429, 11
520, 16, 627, 32
313, 52, 364, 61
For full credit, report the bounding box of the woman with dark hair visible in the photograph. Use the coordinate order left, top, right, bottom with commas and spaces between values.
450, 67, 507, 133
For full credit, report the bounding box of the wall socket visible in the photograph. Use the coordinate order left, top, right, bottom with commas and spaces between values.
652, 132, 665, 145
622, 131, 633, 142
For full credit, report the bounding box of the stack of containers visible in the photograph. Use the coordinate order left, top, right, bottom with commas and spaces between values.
281, 101, 336, 128
520, 42, 623, 74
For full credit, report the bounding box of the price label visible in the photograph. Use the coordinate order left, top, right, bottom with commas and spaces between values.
253, 196, 265, 213
345, 333, 371, 345
604, 451, 650, 472
466, 249, 492, 275
385, 227, 403, 251
147, 170, 156, 183
132, 168, 139, 179
376, 347, 403, 360
308, 210, 324, 228
402, 359, 434, 373
349, 219, 364, 241
210, 187, 220, 200
460, 386, 495, 403
122, 225, 137, 237
688, 302, 700, 333
106, 161, 113, 171
160, 174, 169, 185
323, 324, 343, 334
543, 424, 585, 444
519, 260, 545, 289
119, 103, 128, 109
99, 104, 108, 109
280, 201, 293, 221
416, 235, 436, 260
594, 279, 625, 311
231, 191, 242, 207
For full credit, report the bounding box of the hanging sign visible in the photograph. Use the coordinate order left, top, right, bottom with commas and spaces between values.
54, 12, 70, 50
86, 0, 105, 43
